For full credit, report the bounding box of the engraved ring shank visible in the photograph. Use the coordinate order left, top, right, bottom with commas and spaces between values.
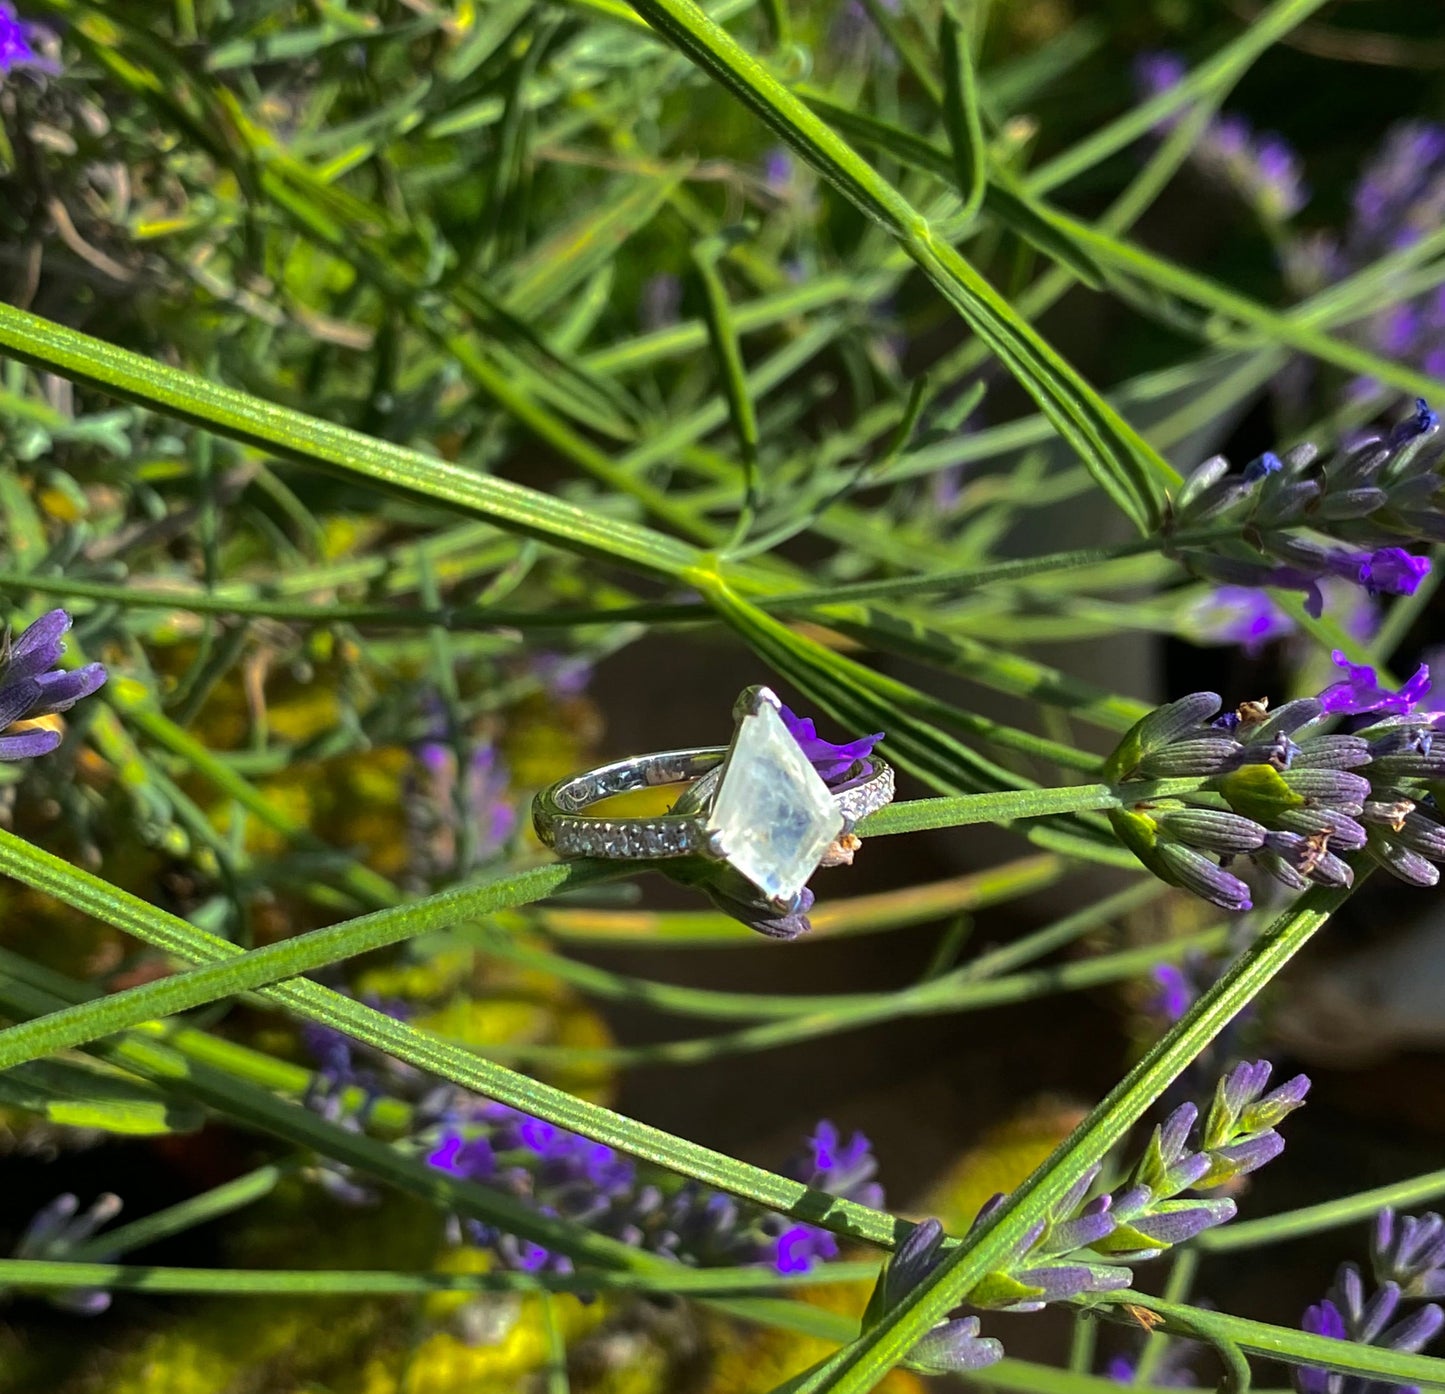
533, 749, 894, 862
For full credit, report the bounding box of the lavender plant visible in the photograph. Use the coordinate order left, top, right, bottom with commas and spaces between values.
1294, 1210, 1445, 1394
869, 1061, 1308, 1374
0, 5, 1443, 1394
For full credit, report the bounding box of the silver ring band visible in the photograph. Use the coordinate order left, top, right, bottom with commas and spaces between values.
533, 747, 894, 862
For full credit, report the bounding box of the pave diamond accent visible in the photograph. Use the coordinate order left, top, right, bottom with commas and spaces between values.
706, 702, 844, 902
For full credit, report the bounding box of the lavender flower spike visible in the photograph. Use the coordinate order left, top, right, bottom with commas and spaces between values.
1167, 399, 1442, 622
1373, 1210, 1445, 1300
0, 610, 107, 760
779, 702, 883, 783
1295, 1219, 1445, 1394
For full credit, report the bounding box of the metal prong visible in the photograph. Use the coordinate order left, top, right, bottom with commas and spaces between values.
732, 684, 781, 721
704, 828, 729, 860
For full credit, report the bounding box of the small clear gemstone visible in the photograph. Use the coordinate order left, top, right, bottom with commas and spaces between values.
706, 703, 843, 902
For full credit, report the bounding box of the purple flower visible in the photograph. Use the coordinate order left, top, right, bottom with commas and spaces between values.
778, 703, 883, 783
1134, 51, 1186, 103
789, 1120, 884, 1209
1373, 1210, 1445, 1300
1168, 399, 1445, 623
1318, 651, 1432, 716
404, 698, 516, 882
1345, 548, 1431, 598
772, 1223, 838, 1273
0, 610, 107, 760
1191, 586, 1296, 655
1147, 963, 1194, 1025
1133, 54, 1307, 219
1294, 1239, 1445, 1394
762, 147, 793, 192
0, 5, 55, 79
406, 1095, 883, 1278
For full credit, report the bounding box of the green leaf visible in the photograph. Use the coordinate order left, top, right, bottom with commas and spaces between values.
626, 0, 1178, 533
781, 879, 1354, 1393
0, 1058, 204, 1135
0, 301, 702, 579
0, 830, 903, 1245
938, 7, 986, 224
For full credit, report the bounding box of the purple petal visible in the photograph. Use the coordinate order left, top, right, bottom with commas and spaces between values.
1357, 548, 1432, 597
1318, 651, 1432, 717
778, 703, 884, 783
1303, 1297, 1348, 1342
31, 663, 108, 715
0, 676, 40, 728
773, 1223, 837, 1274
0, 727, 61, 761
6, 609, 69, 680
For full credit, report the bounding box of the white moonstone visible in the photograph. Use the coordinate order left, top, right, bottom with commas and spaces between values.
707, 702, 844, 902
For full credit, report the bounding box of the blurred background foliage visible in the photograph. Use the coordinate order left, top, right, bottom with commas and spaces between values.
1, 0, 1444, 1390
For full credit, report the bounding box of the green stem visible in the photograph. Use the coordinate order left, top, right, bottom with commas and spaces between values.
0, 1256, 879, 1298
787, 878, 1356, 1393
1200, 1167, 1445, 1254
1107, 1293, 1445, 1392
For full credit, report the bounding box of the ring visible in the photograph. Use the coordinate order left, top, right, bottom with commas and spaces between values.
532, 686, 894, 910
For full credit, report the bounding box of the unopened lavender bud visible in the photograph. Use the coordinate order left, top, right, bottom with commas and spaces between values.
1280, 441, 1320, 472
1243, 1073, 1311, 1131
1159, 1151, 1215, 1197
1128, 1198, 1237, 1246
1281, 768, 1372, 812
1393, 810, 1445, 859
1249, 698, 1325, 740
1181, 480, 1259, 525
1255, 479, 1323, 523
1372, 1210, 1445, 1298
1313, 486, 1389, 519
1368, 834, 1441, 887
1385, 1301, 1445, 1350
1264, 830, 1354, 887
1274, 807, 1369, 851
1108, 1184, 1155, 1225
1156, 808, 1267, 853
1288, 736, 1373, 770
907, 1317, 1006, 1375
1258, 846, 1308, 890
1176, 456, 1233, 511
1340, 1274, 1403, 1343
1157, 1103, 1199, 1162
1153, 841, 1255, 912
1054, 1165, 1104, 1220
1109, 692, 1223, 780
880, 1217, 946, 1311
1198, 1131, 1286, 1186
1010, 1262, 1133, 1306
1368, 749, 1445, 779
1213, 1060, 1274, 1134
1048, 1205, 1119, 1253
1136, 737, 1244, 777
